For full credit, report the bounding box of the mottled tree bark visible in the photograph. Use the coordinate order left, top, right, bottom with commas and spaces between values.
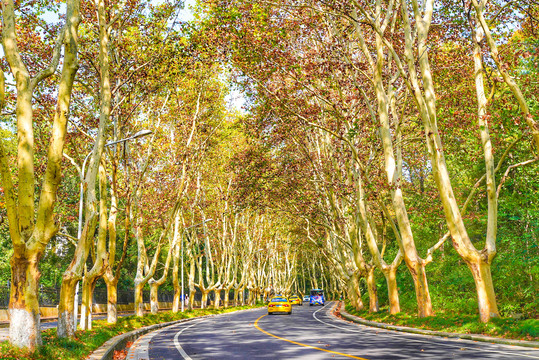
366, 267, 379, 313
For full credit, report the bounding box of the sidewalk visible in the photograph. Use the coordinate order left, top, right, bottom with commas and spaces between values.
0, 316, 60, 328
336, 302, 539, 349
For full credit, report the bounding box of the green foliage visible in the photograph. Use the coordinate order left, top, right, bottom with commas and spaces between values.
0, 236, 12, 285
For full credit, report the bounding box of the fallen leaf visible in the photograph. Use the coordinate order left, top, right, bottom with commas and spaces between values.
112, 349, 128, 360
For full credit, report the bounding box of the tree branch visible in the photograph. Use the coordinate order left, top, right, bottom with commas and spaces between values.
30, 28, 66, 90
425, 231, 450, 265
496, 158, 537, 198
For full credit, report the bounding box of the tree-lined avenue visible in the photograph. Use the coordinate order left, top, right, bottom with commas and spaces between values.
0, 0, 537, 354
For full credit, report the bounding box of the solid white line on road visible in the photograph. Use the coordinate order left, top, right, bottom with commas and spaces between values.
127, 318, 207, 360
174, 321, 204, 360
312, 304, 539, 359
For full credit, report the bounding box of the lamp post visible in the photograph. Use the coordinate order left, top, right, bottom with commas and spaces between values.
181, 218, 213, 312
73, 129, 152, 329
77, 130, 153, 238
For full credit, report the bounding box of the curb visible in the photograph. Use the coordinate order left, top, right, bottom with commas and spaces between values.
86, 318, 195, 360
336, 303, 539, 349
87, 307, 264, 360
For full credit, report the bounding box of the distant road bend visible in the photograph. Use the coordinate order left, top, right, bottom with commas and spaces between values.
134, 302, 539, 359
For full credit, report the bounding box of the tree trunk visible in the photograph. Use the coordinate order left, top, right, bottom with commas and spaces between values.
214, 290, 221, 309
247, 288, 254, 306
105, 278, 118, 323
201, 290, 209, 309
349, 273, 364, 311
188, 291, 195, 310
223, 287, 232, 308
385, 266, 400, 314
406, 259, 432, 318
172, 287, 181, 313
9, 254, 42, 349
188, 258, 196, 310
57, 276, 77, 338
150, 280, 159, 314
134, 282, 144, 317
223, 289, 229, 308
80, 277, 98, 331
468, 259, 499, 322
172, 242, 181, 313
240, 287, 245, 306
366, 267, 379, 313
79, 281, 89, 330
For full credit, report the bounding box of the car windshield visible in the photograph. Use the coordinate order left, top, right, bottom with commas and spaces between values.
271, 298, 287, 302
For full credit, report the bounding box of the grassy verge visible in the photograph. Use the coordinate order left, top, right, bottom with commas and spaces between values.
343, 303, 539, 341
0, 305, 262, 360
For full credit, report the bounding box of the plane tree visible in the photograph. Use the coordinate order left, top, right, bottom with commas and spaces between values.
0, 0, 81, 349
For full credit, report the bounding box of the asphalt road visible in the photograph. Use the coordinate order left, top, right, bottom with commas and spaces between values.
135, 302, 539, 360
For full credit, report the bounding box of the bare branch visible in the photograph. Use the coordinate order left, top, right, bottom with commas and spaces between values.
58, 232, 79, 246
496, 158, 537, 198
425, 231, 450, 265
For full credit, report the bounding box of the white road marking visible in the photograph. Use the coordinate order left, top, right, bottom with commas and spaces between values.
174, 321, 204, 359
312, 303, 539, 359
128, 318, 206, 360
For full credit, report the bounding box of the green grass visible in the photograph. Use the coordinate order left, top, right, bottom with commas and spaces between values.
0, 305, 262, 360
343, 303, 539, 341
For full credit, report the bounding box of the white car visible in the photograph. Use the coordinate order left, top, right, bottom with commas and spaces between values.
302, 295, 310, 302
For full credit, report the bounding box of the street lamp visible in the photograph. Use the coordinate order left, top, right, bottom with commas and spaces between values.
101, 129, 153, 147
77, 129, 153, 238
181, 218, 213, 312
74, 129, 152, 329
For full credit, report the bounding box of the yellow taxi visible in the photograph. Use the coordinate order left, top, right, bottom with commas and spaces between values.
267, 296, 292, 315
288, 295, 302, 306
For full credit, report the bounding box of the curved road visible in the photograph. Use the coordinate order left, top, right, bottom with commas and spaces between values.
130, 302, 539, 360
